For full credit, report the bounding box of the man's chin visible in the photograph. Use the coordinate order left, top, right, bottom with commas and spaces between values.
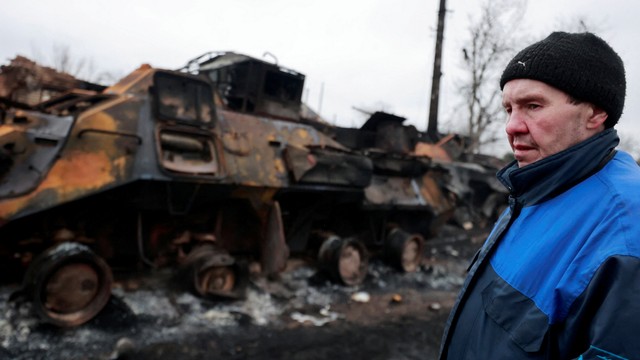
513, 149, 539, 168
515, 156, 535, 168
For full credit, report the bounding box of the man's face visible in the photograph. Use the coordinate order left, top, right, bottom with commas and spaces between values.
502, 79, 605, 168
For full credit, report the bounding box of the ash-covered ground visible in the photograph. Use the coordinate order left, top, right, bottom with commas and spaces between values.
0, 225, 487, 360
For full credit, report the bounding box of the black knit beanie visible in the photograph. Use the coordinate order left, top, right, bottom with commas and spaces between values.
500, 32, 626, 128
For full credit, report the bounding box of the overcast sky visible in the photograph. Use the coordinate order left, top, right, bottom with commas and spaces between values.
2, 0, 639, 155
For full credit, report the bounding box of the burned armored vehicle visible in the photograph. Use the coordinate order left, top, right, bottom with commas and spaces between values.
184, 52, 454, 270
325, 109, 507, 232
0, 53, 453, 327
413, 134, 509, 230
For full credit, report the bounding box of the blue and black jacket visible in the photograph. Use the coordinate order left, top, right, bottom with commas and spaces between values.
439, 129, 640, 360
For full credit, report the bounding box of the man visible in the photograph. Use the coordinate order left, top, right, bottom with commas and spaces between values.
439, 32, 640, 359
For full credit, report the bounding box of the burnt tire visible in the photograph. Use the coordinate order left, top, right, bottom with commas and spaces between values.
22, 242, 113, 327
318, 235, 369, 286
385, 228, 425, 273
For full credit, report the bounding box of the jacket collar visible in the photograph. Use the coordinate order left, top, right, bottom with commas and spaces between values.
497, 129, 619, 206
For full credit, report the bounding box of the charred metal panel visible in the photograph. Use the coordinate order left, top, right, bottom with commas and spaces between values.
0, 84, 149, 221
216, 110, 290, 187
153, 72, 215, 126
414, 133, 465, 161
217, 109, 365, 189
104, 65, 155, 95
259, 68, 304, 119
0, 110, 74, 197
333, 112, 419, 154
414, 141, 452, 162
438, 161, 508, 220
191, 52, 304, 121
34, 91, 114, 121
367, 150, 431, 176
157, 130, 219, 174
331, 127, 365, 149
365, 176, 425, 207
261, 201, 289, 276
364, 172, 450, 213
284, 144, 372, 187
150, 72, 222, 177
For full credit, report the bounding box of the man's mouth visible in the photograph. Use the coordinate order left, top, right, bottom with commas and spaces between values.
513, 145, 534, 151
511, 144, 536, 165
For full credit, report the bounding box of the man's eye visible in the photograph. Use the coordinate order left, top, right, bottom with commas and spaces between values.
504, 107, 512, 114
528, 104, 540, 110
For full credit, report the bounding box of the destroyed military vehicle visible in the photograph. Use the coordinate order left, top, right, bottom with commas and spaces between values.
0, 52, 455, 327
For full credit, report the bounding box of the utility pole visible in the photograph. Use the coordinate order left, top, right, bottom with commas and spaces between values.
426, 0, 447, 141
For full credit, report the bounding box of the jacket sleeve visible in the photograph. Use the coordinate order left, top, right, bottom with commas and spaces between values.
564, 255, 640, 359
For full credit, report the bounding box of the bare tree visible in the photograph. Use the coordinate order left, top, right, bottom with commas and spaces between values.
552, 15, 606, 34
33, 43, 118, 85
52, 44, 87, 77
454, 0, 527, 154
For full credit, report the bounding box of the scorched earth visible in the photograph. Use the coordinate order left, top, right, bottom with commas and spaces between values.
0, 225, 485, 360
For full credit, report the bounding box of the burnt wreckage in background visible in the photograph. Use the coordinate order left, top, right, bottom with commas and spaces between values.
0, 52, 505, 327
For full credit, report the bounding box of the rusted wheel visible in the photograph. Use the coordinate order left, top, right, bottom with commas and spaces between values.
181, 244, 245, 299
385, 228, 424, 273
22, 242, 113, 327
44, 263, 100, 314
318, 234, 369, 286
197, 264, 236, 294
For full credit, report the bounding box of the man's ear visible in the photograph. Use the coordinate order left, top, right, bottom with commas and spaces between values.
586, 105, 608, 130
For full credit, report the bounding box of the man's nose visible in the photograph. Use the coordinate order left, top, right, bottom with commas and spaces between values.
506, 110, 527, 135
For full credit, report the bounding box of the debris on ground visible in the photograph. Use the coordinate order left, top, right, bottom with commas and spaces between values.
350, 292, 371, 303
0, 226, 484, 359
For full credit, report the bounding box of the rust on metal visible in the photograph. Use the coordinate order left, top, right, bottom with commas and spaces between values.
21, 242, 113, 327
261, 201, 289, 277
180, 243, 246, 299
317, 233, 369, 286
44, 263, 99, 314
385, 227, 425, 273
